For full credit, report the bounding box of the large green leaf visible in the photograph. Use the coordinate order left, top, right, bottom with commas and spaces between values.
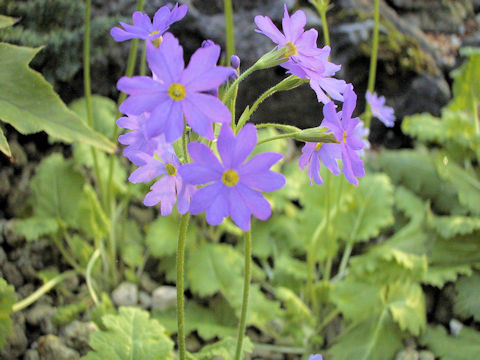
145, 216, 195, 258
449, 48, 480, 113
420, 325, 480, 360
14, 217, 59, 241
0, 15, 16, 29
336, 174, 394, 243
431, 215, 480, 238
81, 307, 174, 360
30, 153, 85, 226
0, 127, 11, 157
0, 43, 114, 152
454, 273, 480, 321
0, 278, 15, 349
435, 154, 480, 215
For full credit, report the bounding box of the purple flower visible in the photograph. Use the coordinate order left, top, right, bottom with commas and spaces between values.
298, 141, 341, 185
128, 144, 196, 216
323, 84, 365, 186
354, 119, 370, 157
308, 355, 323, 360
117, 33, 234, 142
117, 113, 169, 165
366, 91, 395, 127
110, 3, 187, 43
255, 5, 346, 104
179, 124, 285, 231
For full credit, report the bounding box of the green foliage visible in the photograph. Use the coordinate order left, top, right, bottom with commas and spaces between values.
0, 126, 10, 157
0, 278, 15, 349
454, 273, 480, 321
449, 47, 480, 114
90, 293, 116, 331
146, 215, 195, 258
420, 325, 480, 360
0, 43, 114, 152
191, 336, 253, 360
53, 300, 88, 325
14, 217, 59, 241
82, 307, 174, 360
0, 15, 16, 29
30, 153, 85, 225
336, 174, 394, 244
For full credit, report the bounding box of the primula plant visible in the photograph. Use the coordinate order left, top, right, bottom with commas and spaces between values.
1, 0, 480, 360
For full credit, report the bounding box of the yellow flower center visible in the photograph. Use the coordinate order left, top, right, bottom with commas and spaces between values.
165, 163, 177, 176
283, 41, 297, 57
149, 31, 163, 47
168, 83, 186, 101
343, 131, 347, 143
222, 169, 239, 187
315, 143, 322, 151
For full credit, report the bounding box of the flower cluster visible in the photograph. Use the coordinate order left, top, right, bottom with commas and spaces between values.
112, 3, 390, 228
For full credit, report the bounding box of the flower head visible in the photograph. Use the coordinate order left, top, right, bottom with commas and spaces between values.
128, 144, 196, 216
117, 33, 235, 142
308, 355, 323, 360
179, 124, 285, 231
110, 3, 187, 44
117, 113, 168, 165
366, 91, 395, 127
255, 5, 346, 104
299, 141, 341, 185
323, 84, 365, 186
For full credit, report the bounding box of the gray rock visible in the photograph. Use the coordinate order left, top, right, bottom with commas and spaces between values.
152, 286, 177, 311
26, 303, 56, 326
140, 273, 159, 293
418, 350, 435, 360
0, 246, 7, 265
61, 321, 98, 354
0, 321, 28, 360
138, 291, 152, 310
112, 282, 138, 307
24, 350, 40, 360
3, 262, 24, 287
37, 335, 79, 360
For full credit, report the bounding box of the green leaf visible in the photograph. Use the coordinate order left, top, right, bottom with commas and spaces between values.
394, 186, 426, 221
0, 43, 114, 153
0, 127, 11, 157
14, 217, 59, 241
420, 325, 480, 360
90, 293, 116, 331
336, 174, 394, 243
68, 235, 94, 268
435, 154, 480, 215
276, 287, 313, 324
53, 300, 88, 325
82, 307, 174, 360
328, 311, 403, 360
0, 15, 16, 29
454, 273, 480, 321
153, 301, 237, 340
449, 50, 480, 113
30, 153, 85, 226
75, 184, 109, 240
192, 336, 253, 360
387, 282, 426, 336
146, 215, 195, 258
431, 215, 480, 238
402, 112, 446, 144
0, 278, 15, 349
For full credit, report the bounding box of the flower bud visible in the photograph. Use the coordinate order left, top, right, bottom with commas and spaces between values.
254, 47, 289, 70
293, 127, 337, 143
201, 39, 215, 48
230, 55, 241, 69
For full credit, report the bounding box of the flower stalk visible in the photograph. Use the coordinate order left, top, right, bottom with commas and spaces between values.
365, 0, 380, 129
176, 213, 190, 360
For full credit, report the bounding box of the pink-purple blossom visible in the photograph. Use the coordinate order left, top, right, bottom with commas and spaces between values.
366, 91, 395, 127
128, 144, 196, 216
117, 33, 234, 142
298, 141, 341, 185
308, 355, 323, 360
323, 84, 365, 186
255, 5, 346, 104
179, 124, 285, 231
110, 3, 187, 43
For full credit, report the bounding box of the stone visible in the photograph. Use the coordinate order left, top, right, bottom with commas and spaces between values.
61, 321, 98, 354
0, 246, 7, 265
151, 286, 177, 311
0, 321, 28, 360
140, 273, 159, 293
37, 335, 79, 360
24, 349, 40, 360
26, 303, 56, 327
111, 282, 138, 307
138, 291, 152, 310
3, 262, 24, 287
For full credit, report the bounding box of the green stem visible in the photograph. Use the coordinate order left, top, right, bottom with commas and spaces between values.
313, 0, 330, 46
365, 0, 380, 129
140, 42, 147, 76
223, 0, 235, 60
234, 230, 252, 360
257, 132, 299, 145
12, 271, 76, 312
472, 92, 479, 135
317, 309, 340, 332
176, 214, 190, 360
86, 249, 101, 305
182, 121, 189, 163
84, 0, 105, 207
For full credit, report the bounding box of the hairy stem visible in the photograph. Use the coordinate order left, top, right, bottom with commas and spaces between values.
234, 230, 252, 360
176, 214, 190, 360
